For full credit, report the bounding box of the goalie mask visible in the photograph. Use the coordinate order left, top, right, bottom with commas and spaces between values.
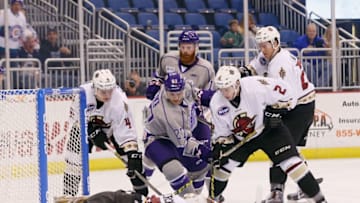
92, 69, 116, 102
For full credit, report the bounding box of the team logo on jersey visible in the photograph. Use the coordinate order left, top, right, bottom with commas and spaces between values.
217, 106, 229, 115
259, 56, 267, 66
165, 66, 176, 72
279, 67, 286, 79
257, 79, 269, 85
9, 25, 22, 41
232, 113, 256, 138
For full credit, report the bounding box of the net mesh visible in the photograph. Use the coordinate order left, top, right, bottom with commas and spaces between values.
0, 89, 87, 203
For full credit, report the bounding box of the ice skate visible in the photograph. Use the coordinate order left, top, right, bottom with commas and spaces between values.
287, 178, 323, 201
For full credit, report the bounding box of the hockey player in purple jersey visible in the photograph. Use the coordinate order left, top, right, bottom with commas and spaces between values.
143, 72, 212, 197
146, 30, 215, 100
207, 66, 327, 203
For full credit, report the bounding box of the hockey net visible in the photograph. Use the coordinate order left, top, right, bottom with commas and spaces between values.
0, 88, 89, 203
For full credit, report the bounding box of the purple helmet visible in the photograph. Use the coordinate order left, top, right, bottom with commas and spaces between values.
164, 72, 185, 92
178, 30, 199, 44
11, 0, 24, 5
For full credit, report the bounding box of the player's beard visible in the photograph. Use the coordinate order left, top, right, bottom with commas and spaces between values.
180, 52, 196, 65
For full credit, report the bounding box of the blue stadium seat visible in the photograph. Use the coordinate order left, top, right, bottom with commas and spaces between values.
132, 0, 155, 10
236, 12, 244, 21
114, 12, 143, 29
163, 0, 179, 11
107, 0, 130, 11
211, 30, 221, 48
115, 12, 137, 24
138, 13, 159, 27
184, 0, 207, 12
208, 0, 229, 10
174, 25, 193, 30
280, 29, 300, 47
184, 13, 207, 29
164, 13, 184, 29
214, 13, 234, 27
258, 12, 280, 27
89, 0, 105, 8
230, 0, 254, 12
146, 30, 168, 48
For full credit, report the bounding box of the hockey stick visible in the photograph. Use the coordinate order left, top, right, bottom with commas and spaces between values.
219, 126, 266, 159
197, 116, 214, 131
103, 142, 163, 196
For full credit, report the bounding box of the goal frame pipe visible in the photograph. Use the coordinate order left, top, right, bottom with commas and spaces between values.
37, 88, 89, 203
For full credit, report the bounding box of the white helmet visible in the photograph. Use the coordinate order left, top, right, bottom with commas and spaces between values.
215, 66, 241, 89
255, 26, 280, 49
92, 69, 116, 90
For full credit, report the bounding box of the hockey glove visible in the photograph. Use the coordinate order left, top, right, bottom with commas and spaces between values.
87, 122, 108, 150
238, 65, 254, 78
183, 137, 212, 162
212, 141, 234, 168
263, 106, 287, 128
146, 78, 163, 100
126, 151, 143, 178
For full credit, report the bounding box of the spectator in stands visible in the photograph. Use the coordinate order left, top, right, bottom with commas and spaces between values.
239, 13, 259, 49
220, 19, 243, 48
320, 24, 340, 86
323, 24, 340, 55
293, 23, 325, 52
17, 28, 41, 88
0, 0, 27, 59
124, 70, 146, 96
293, 23, 328, 87
39, 26, 72, 67
18, 28, 40, 61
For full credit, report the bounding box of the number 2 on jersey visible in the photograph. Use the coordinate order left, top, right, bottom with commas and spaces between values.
296, 60, 309, 90
274, 85, 286, 95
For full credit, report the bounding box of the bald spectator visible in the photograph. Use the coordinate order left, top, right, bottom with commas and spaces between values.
293, 23, 325, 55
220, 19, 243, 48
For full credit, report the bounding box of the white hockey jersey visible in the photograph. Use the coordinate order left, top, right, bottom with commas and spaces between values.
81, 83, 138, 146
249, 49, 315, 102
210, 76, 296, 142
0, 9, 27, 50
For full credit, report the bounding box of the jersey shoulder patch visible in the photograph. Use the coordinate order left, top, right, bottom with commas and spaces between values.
217, 106, 230, 115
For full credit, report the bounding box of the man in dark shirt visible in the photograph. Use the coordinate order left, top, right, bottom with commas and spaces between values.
39, 27, 71, 67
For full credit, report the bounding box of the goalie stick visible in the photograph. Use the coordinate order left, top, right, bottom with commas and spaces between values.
103, 142, 163, 196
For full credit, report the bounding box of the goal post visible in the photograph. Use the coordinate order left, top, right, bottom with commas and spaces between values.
0, 88, 89, 203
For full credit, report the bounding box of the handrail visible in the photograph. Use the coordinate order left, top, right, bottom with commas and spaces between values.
98, 8, 131, 33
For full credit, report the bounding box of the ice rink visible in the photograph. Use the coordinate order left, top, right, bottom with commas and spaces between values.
90, 158, 360, 202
